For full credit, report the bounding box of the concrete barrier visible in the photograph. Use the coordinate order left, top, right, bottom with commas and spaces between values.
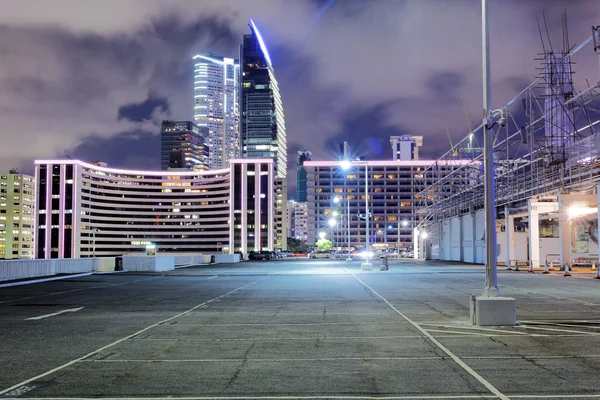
173, 254, 211, 266
213, 254, 240, 264
122, 256, 175, 272
0, 259, 97, 282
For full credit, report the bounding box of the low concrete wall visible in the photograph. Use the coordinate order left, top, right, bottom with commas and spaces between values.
95, 257, 116, 272
173, 254, 211, 266
122, 256, 175, 272
213, 254, 240, 264
0, 259, 97, 282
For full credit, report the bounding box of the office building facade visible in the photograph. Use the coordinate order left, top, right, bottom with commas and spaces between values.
390, 135, 423, 161
193, 55, 240, 169
160, 120, 209, 171
34, 159, 276, 258
296, 150, 312, 202
0, 172, 35, 259
304, 160, 474, 249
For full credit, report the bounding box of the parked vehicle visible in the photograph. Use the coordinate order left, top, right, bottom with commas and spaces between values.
310, 251, 332, 259
252, 251, 274, 260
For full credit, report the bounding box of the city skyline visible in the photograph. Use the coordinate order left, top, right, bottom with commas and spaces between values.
0, 1, 599, 200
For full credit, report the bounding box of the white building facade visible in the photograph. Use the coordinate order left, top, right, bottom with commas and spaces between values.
304, 160, 475, 250
34, 159, 276, 258
193, 55, 240, 170
390, 135, 423, 161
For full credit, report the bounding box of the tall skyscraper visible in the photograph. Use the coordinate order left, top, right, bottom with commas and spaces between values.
296, 150, 312, 202
390, 135, 423, 161
240, 19, 287, 178
241, 19, 288, 250
160, 120, 209, 171
193, 55, 240, 169
0, 171, 35, 259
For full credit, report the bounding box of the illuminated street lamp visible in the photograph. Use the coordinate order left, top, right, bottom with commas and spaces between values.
318, 231, 326, 240
341, 160, 372, 270
334, 196, 352, 262
402, 220, 408, 227
328, 218, 337, 227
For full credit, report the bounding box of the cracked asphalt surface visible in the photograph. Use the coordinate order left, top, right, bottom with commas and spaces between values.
1, 258, 600, 399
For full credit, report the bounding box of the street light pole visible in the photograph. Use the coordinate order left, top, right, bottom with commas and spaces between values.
362, 162, 372, 269
482, 0, 498, 297
92, 228, 99, 258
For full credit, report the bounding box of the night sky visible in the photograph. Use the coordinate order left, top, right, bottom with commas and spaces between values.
0, 0, 599, 198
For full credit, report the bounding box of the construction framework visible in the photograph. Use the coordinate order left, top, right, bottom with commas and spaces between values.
416, 29, 600, 226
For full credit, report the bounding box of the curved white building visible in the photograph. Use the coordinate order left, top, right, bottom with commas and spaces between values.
34, 159, 275, 258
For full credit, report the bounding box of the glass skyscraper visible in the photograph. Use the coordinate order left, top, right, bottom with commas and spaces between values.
160, 120, 209, 171
193, 55, 240, 169
240, 19, 287, 179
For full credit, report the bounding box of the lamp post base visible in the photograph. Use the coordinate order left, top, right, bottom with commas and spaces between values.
361, 262, 373, 271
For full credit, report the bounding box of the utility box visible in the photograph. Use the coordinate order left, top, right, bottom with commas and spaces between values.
379, 256, 389, 271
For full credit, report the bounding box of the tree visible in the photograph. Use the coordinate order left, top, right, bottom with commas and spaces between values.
316, 238, 332, 251
287, 237, 308, 252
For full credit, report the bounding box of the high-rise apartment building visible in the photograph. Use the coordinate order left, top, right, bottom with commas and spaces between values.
192, 55, 240, 169
160, 120, 209, 171
293, 202, 309, 244
286, 200, 309, 244
390, 135, 423, 161
296, 150, 312, 202
304, 160, 474, 249
0, 172, 35, 259
34, 159, 276, 258
240, 19, 287, 178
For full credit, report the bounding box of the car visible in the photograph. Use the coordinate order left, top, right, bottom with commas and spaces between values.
252, 251, 273, 260
310, 251, 332, 259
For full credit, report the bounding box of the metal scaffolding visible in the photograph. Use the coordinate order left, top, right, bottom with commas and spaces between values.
417, 31, 600, 226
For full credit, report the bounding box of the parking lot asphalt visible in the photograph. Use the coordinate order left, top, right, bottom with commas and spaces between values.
1, 258, 600, 399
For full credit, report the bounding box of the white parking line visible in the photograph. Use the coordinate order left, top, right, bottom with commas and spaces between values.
343, 266, 510, 400
0, 396, 500, 400
0, 275, 269, 396
25, 307, 84, 321
0, 276, 164, 305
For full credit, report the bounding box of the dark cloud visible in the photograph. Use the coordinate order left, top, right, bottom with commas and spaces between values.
0, 0, 599, 203
425, 71, 466, 99
119, 96, 169, 122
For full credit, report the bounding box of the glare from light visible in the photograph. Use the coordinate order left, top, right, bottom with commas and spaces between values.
333, 196, 340, 203
402, 220, 408, 227
332, 211, 338, 217
328, 219, 337, 227
358, 251, 374, 258
421, 231, 429, 239
340, 160, 352, 170
388, 225, 392, 229
319, 232, 326, 239
568, 205, 598, 219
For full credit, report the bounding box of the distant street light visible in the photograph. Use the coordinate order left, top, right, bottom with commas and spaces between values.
319, 231, 326, 240
334, 195, 352, 262
402, 220, 408, 227
342, 159, 371, 270
328, 218, 337, 227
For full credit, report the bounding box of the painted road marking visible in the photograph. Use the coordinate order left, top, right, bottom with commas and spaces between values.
343, 266, 510, 400
0, 276, 164, 305
0, 274, 272, 396
24, 307, 84, 321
